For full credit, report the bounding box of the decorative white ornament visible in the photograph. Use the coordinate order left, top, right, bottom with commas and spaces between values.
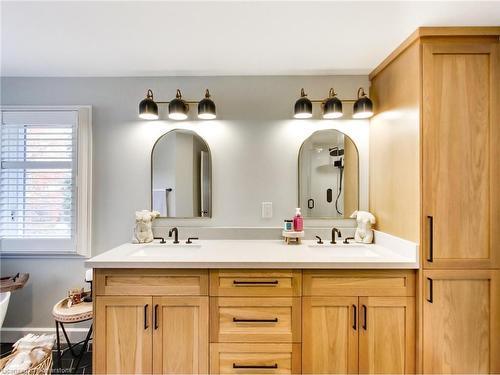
133, 210, 160, 243
350, 210, 376, 244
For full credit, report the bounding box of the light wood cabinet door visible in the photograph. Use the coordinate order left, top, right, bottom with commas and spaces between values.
422, 270, 500, 373
422, 40, 500, 269
152, 296, 209, 374
358, 297, 415, 374
94, 296, 153, 374
302, 297, 358, 374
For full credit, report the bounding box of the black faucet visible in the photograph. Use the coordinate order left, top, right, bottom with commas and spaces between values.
168, 227, 179, 244
153, 236, 166, 244
186, 237, 199, 244
331, 228, 342, 244
315, 236, 323, 244
343, 236, 355, 244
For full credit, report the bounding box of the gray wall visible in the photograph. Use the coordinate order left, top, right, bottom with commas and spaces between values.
0, 75, 369, 331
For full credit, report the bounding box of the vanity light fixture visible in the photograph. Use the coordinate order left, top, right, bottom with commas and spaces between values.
198, 89, 216, 120
138, 88, 217, 120
168, 89, 189, 120
293, 87, 373, 119
293, 88, 313, 119
352, 87, 374, 119
322, 88, 343, 119
138, 89, 159, 120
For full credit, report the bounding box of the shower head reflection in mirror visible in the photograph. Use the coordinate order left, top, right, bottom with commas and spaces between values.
298, 129, 359, 219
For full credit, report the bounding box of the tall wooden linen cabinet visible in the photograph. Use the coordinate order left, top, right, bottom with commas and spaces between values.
369, 27, 500, 374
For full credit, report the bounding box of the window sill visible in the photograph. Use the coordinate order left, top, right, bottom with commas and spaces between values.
0, 251, 89, 259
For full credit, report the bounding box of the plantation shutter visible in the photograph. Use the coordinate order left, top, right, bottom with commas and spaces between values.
0, 110, 78, 253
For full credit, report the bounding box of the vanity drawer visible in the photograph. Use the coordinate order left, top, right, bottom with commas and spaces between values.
210, 297, 301, 343
210, 343, 301, 374
210, 270, 302, 297
303, 270, 415, 296
94, 269, 208, 296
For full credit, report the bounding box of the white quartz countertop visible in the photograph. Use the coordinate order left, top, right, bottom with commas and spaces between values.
85, 231, 419, 269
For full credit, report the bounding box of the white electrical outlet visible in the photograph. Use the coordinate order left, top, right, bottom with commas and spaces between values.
261, 202, 273, 218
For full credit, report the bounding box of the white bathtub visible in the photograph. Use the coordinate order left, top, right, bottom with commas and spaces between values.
0, 292, 11, 327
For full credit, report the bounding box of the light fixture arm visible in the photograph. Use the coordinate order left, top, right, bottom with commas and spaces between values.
357, 87, 367, 98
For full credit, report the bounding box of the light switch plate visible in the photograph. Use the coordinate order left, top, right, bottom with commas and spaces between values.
261, 202, 273, 218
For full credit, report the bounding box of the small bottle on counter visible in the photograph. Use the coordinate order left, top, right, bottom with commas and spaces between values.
284, 219, 293, 231
293, 208, 303, 231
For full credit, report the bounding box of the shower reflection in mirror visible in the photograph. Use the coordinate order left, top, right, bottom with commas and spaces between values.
151, 130, 212, 218
298, 129, 359, 219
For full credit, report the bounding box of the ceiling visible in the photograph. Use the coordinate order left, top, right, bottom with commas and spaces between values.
2, 1, 500, 77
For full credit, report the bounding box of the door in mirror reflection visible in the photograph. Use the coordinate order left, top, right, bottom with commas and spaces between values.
298, 129, 359, 218
151, 130, 211, 218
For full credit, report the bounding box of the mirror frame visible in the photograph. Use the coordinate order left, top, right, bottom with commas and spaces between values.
150, 129, 213, 219
297, 129, 360, 220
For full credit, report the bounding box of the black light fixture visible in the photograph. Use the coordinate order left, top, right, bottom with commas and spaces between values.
198, 89, 216, 120
168, 89, 189, 120
322, 88, 343, 119
353, 87, 373, 119
138, 89, 159, 120
294, 88, 313, 119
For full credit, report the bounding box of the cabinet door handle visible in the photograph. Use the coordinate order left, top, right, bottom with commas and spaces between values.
308, 198, 315, 209
154, 304, 159, 329
352, 304, 357, 330
426, 277, 433, 303
233, 363, 278, 369
362, 305, 367, 330
144, 304, 149, 330
233, 280, 279, 286
233, 317, 278, 323
427, 215, 434, 262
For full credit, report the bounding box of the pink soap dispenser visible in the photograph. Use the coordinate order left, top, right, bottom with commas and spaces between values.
293, 208, 303, 231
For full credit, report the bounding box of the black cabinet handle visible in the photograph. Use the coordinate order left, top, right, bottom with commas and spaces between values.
308, 198, 315, 209
154, 304, 159, 329
233, 363, 278, 369
427, 278, 433, 303
233, 317, 278, 323
352, 304, 357, 330
362, 305, 367, 330
233, 280, 279, 286
427, 216, 434, 262
144, 304, 149, 330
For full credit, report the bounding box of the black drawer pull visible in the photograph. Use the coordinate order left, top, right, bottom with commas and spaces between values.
427, 277, 433, 303
154, 304, 159, 329
233, 280, 279, 286
352, 304, 357, 330
233, 363, 278, 369
233, 317, 278, 323
362, 305, 367, 330
144, 304, 149, 330
427, 215, 434, 262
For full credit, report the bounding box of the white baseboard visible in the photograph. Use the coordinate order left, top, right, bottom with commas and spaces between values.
1, 327, 91, 344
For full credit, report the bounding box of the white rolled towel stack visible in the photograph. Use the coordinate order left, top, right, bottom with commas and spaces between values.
1, 333, 55, 374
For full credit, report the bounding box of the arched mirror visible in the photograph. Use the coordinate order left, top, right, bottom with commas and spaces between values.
151, 130, 212, 218
298, 129, 359, 218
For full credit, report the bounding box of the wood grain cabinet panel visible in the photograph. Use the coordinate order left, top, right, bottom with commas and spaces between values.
422, 270, 500, 373
422, 41, 499, 269
94, 296, 153, 374
152, 296, 209, 374
210, 297, 301, 343
210, 270, 302, 297
358, 297, 415, 374
302, 297, 358, 374
210, 343, 301, 374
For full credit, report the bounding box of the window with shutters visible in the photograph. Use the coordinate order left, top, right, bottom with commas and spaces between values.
0, 106, 92, 256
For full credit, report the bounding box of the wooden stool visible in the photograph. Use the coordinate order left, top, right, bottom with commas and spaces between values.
52, 296, 92, 373
282, 230, 305, 244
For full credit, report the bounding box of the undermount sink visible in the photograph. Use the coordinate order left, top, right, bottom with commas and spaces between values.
130, 244, 201, 258
307, 244, 380, 258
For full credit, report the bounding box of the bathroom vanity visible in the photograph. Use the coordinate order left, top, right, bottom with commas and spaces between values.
87, 234, 418, 374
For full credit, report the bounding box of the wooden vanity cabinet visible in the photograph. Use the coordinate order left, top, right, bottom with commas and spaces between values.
302, 271, 415, 374
93, 269, 209, 374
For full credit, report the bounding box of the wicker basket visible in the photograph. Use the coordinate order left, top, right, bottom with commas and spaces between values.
0, 346, 52, 375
